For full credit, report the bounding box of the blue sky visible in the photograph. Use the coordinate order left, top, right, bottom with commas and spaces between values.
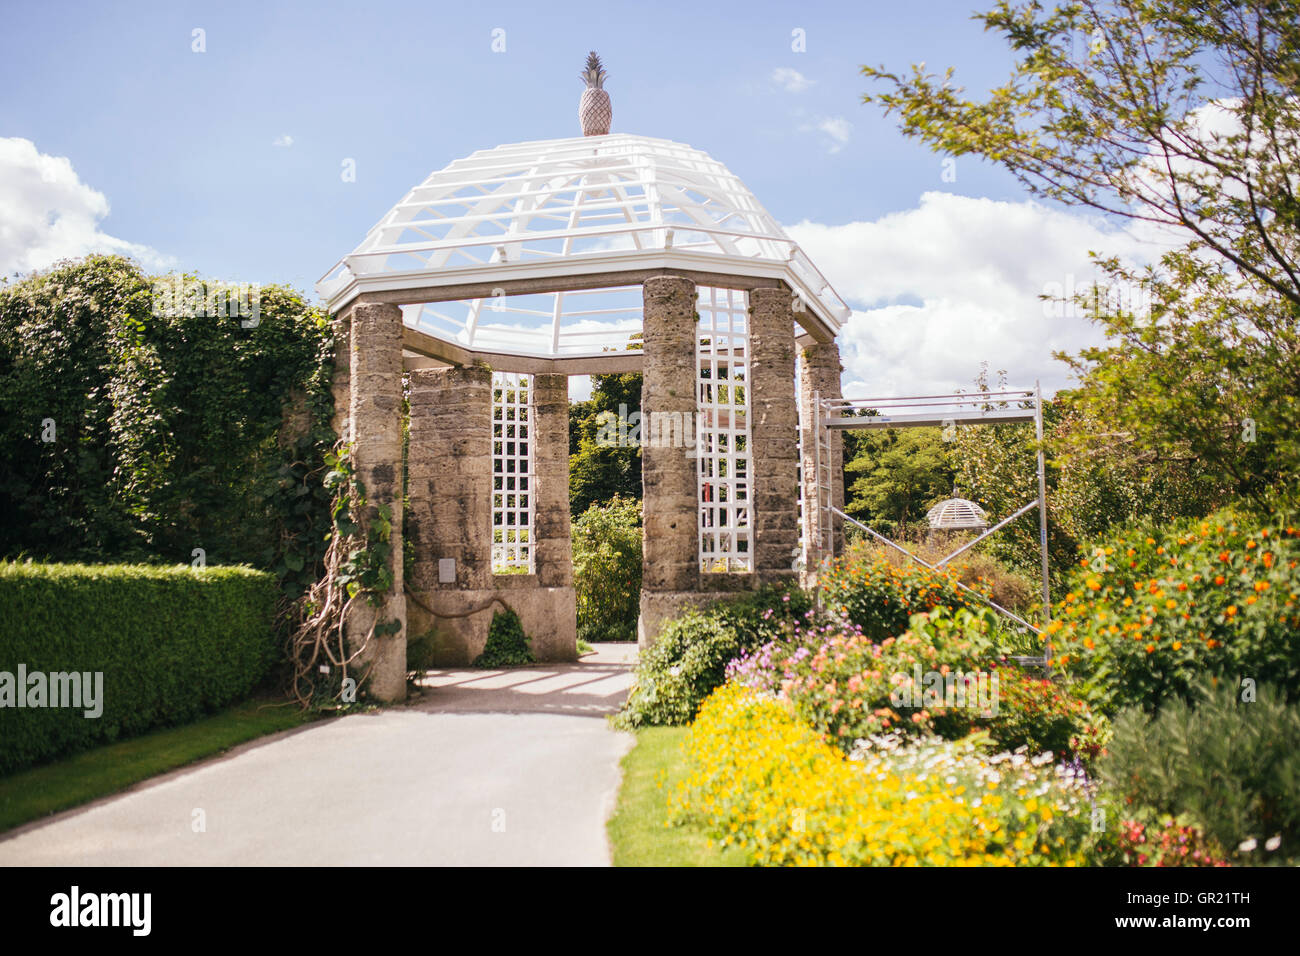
1, 0, 1155, 396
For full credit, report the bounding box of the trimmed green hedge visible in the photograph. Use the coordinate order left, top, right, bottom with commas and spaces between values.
0, 562, 279, 774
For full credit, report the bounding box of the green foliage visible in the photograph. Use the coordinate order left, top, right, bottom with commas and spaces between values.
1052, 508, 1300, 713
572, 496, 642, 643
614, 585, 813, 728
865, 1, 1300, 506
1100, 679, 1300, 863
0, 256, 337, 603
0, 561, 279, 774
950, 367, 1218, 583
819, 550, 977, 640
731, 606, 1104, 759
568, 371, 642, 516
473, 608, 534, 668
844, 427, 954, 535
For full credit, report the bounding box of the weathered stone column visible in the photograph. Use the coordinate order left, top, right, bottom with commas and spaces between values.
799, 338, 845, 574
343, 299, 406, 702
532, 373, 573, 589
639, 275, 700, 646
748, 287, 801, 585
406, 365, 494, 594
330, 313, 351, 442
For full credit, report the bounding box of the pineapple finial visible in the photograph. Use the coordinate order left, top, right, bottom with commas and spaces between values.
578, 51, 612, 136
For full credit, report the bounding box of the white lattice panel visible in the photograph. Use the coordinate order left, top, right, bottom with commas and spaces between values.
697, 288, 752, 573
492, 372, 534, 572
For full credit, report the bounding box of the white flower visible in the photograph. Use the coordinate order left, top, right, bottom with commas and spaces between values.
1239, 838, 1258, 853
1266, 835, 1282, 851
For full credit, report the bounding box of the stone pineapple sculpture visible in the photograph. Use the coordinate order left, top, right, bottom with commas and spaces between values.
578, 51, 611, 136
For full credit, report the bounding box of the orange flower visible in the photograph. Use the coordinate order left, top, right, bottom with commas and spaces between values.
1145, 644, 1156, 654
1172, 641, 1182, 650
1225, 605, 1238, 617
1214, 575, 1226, 586
1255, 580, 1270, 592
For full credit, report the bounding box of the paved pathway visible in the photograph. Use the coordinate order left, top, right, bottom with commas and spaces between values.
0, 644, 636, 867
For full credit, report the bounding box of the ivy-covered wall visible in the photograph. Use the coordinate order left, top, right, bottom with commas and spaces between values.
0, 255, 337, 600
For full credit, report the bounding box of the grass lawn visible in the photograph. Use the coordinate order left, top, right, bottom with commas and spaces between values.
0, 696, 316, 834
607, 726, 749, 867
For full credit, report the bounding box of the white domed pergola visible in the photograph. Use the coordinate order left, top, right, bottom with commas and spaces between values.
927, 498, 990, 531
318, 133, 848, 368
320, 65, 847, 700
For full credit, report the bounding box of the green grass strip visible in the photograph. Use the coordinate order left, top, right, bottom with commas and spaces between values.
607, 726, 749, 867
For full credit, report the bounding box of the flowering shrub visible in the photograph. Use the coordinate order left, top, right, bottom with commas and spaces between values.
730, 607, 1104, 760
669, 684, 1096, 866
819, 554, 978, 639
614, 585, 813, 728
1099, 679, 1300, 863
1106, 817, 1229, 867
1049, 509, 1300, 712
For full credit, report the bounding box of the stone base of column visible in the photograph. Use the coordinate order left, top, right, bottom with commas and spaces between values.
347, 597, 407, 701
638, 589, 749, 648
409, 584, 577, 667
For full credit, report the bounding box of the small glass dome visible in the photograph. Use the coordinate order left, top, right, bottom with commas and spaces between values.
926, 498, 989, 531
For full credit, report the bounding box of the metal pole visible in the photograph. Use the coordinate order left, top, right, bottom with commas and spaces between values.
935, 499, 1039, 567
831, 506, 1042, 637
1035, 380, 1051, 670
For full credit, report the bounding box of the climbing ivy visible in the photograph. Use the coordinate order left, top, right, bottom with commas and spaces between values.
0, 255, 338, 606
285, 443, 402, 708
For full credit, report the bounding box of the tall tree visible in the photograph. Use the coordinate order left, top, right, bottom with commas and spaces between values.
864, 0, 1300, 506
569, 371, 643, 516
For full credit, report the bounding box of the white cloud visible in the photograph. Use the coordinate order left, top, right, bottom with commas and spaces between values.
787, 192, 1179, 398
0, 137, 170, 277
801, 115, 851, 154
771, 67, 813, 93
273, 134, 294, 148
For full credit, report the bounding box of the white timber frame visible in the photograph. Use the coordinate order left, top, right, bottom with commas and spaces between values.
317, 134, 848, 369
696, 287, 752, 573
491, 372, 534, 573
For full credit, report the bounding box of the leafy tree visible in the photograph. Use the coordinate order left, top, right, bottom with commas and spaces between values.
569, 370, 642, 516
0, 256, 336, 598
950, 368, 1221, 580
572, 495, 643, 643
864, 0, 1300, 507
843, 427, 955, 535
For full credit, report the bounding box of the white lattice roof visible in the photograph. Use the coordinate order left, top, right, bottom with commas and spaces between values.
926, 498, 990, 530
317, 133, 848, 359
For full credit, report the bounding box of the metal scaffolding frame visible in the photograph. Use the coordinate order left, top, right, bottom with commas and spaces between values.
811, 384, 1053, 669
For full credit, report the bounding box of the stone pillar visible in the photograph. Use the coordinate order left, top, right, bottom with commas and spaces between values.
330, 313, 351, 442
639, 275, 700, 646
748, 287, 801, 585
406, 364, 575, 664
532, 373, 573, 589
343, 300, 406, 702
407, 365, 494, 593
799, 338, 845, 575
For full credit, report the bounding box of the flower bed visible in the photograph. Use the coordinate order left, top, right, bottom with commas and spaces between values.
1049, 510, 1300, 712
729, 607, 1104, 760
669, 684, 1096, 866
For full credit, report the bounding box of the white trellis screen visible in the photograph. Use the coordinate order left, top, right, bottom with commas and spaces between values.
492, 372, 534, 573
697, 288, 752, 572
